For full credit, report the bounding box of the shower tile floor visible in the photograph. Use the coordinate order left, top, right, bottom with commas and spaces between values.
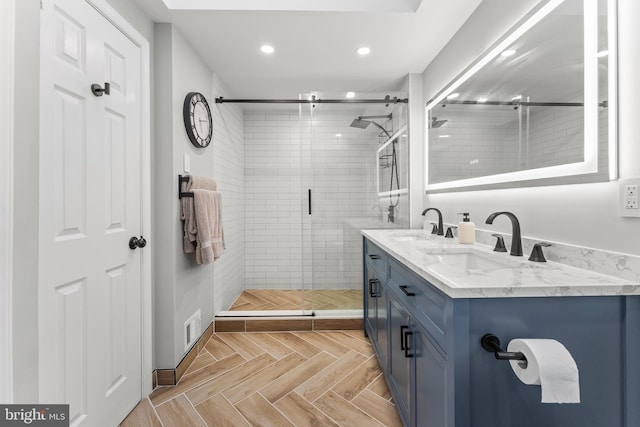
228, 289, 363, 311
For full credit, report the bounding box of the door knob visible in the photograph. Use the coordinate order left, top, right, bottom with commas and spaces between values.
129, 236, 147, 250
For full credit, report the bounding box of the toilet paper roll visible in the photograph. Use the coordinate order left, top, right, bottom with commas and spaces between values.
508, 338, 580, 404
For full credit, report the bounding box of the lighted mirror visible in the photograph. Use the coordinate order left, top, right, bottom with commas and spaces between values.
425, 0, 616, 191
377, 125, 409, 197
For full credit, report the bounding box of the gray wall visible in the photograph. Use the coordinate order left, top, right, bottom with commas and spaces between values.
420, 0, 640, 255
11, 0, 41, 404
153, 24, 245, 368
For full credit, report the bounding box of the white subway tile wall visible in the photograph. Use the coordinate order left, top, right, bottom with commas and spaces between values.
212, 76, 246, 314
244, 108, 406, 291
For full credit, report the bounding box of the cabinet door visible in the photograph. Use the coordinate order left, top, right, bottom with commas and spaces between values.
365, 265, 380, 341
412, 322, 447, 427
376, 285, 388, 369
389, 297, 411, 426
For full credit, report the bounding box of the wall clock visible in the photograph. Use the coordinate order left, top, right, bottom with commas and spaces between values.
183, 92, 213, 148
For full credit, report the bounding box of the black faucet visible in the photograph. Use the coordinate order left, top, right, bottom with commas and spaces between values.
422, 208, 444, 236
485, 211, 523, 256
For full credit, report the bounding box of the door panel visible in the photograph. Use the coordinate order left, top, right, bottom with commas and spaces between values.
389, 297, 411, 423
53, 279, 88, 425
40, 0, 142, 425
376, 286, 388, 369
414, 322, 447, 427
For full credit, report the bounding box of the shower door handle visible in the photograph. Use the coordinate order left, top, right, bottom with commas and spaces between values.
308, 189, 312, 215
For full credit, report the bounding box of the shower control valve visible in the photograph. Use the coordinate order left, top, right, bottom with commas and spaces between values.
387, 205, 395, 223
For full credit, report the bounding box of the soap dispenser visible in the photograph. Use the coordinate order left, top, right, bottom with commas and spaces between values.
457, 213, 476, 244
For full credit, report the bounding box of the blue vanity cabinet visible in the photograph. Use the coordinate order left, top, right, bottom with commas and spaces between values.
365, 237, 452, 427
363, 236, 640, 427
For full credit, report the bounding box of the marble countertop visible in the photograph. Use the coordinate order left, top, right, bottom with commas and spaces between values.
362, 229, 640, 299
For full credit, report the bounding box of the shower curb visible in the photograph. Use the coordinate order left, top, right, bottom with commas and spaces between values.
214, 317, 363, 333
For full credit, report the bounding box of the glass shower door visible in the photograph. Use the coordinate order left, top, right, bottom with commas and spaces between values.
304, 92, 408, 317
222, 104, 309, 316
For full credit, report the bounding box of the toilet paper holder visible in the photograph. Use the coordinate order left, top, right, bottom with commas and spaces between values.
481, 333, 528, 369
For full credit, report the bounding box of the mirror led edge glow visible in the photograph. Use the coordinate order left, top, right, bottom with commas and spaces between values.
424, 0, 565, 112
608, 0, 618, 180
424, 0, 615, 191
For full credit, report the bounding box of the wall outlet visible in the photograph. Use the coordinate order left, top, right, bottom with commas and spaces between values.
620, 179, 640, 218
184, 309, 201, 352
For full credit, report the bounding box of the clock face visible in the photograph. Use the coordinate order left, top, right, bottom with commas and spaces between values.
183, 92, 212, 148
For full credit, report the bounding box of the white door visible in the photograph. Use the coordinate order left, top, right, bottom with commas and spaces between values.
39, 0, 143, 425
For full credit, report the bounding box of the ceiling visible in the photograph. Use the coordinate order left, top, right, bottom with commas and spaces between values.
132, 0, 483, 99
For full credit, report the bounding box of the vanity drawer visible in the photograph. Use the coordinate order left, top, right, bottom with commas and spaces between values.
364, 239, 388, 279
388, 258, 448, 351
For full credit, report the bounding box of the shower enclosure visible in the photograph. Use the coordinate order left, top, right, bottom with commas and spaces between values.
221, 92, 408, 317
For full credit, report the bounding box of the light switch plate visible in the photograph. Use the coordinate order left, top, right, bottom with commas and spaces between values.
620, 178, 640, 218
183, 154, 191, 173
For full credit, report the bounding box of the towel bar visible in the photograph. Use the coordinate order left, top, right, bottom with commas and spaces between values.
481, 333, 528, 369
178, 175, 194, 199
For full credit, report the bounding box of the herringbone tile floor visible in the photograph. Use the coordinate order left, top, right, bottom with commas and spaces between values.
121, 330, 401, 427
229, 289, 363, 311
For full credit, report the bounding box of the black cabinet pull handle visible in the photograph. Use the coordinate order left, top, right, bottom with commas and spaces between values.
404, 331, 414, 358
308, 189, 312, 215
368, 279, 379, 298
399, 285, 415, 296
400, 325, 409, 350
368, 254, 381, 260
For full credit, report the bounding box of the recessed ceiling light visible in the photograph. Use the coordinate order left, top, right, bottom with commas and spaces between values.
356, 47, 371, 56
335, 133, 342, 137
501, 49, 516, 57
260, 45, 274, 54
345, 92, 355, 99
439, 135, 450, 138
446, 93, 459, 100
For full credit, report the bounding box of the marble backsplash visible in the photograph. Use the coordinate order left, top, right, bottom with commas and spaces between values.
459, 226, 640, 284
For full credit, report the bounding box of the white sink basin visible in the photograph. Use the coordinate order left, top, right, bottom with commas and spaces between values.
389, 232, 434, 242
436, 252, 512, 270
421, 248, 515, 272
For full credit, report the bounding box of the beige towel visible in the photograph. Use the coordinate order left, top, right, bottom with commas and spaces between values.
181, 196, 197, 253
181, 176, 218, 254
193, 189, 224, 264
189, 176, 217, 191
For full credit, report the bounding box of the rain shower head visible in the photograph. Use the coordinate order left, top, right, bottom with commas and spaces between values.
431, 117, 448, 128
350, 114, 393, 138
350, 118, 371, 129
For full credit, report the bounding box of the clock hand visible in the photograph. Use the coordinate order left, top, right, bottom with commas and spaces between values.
198, 118, 207, 133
